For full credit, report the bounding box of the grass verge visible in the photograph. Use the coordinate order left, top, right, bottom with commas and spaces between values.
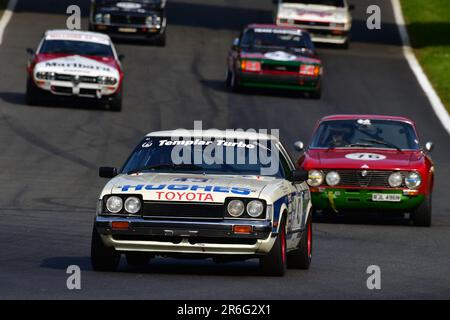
401, 0, 450, 112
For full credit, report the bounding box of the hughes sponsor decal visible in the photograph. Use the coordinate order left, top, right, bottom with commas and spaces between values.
119, 184, 252, 197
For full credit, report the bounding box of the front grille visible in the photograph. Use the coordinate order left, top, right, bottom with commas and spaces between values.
261, 63, 299, 72
323, 170, 407, 188
111, 14, 146, 25
79, 88, 98, 96
295, 20, 332, 27
52, 86, 72, 94
54, 74, 98, 83
142, 202, 224, 219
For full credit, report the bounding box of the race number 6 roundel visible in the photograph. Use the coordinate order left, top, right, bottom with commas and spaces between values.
345, 153, 386, 161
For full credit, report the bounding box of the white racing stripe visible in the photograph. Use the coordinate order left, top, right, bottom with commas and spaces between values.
0, 0, 18, 46
391, 0, 450, 135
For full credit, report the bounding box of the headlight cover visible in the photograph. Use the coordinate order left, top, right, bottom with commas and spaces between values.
227, 199, 245, 217
106, 196, 123, 213
246, 200, 264, 218
97, 76, 117, 85
388, 172, 403, 188
124, 197, 141, 214
95, 13, 103, 23
307, 170, 324, 187
405, 172, 421, 189
325, 171, 340, 186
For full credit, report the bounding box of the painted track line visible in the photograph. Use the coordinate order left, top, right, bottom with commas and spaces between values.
0, 0, 18, 45
391, 0, 450, 135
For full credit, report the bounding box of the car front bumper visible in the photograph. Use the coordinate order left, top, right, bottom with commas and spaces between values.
91, 22, 166, 39
277, 22, 350, 44
95, 216, 276, 255
311, 188, 425, 212
238, 71, 320, 91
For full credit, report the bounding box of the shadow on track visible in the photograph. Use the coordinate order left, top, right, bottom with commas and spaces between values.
313, 211, 412, 227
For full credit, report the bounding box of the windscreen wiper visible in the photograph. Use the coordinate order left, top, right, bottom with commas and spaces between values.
127, 163, 203, 175
353, 139, 402, 151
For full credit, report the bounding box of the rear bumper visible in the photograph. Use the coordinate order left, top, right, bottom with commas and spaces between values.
311, 188, 425, 212
91, 23, 166, 39
277, 22, 349, 44
238, 71, 320, 91
95, 216, 276, 255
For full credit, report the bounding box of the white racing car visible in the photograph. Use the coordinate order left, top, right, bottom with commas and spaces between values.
92, 130, 313, 276
273, 0, 354, 48
26, 29, 124, 111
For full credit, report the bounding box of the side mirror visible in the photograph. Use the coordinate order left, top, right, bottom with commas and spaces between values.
26, 48, 34, 55
424, 141, 434, 153
293, 141, 304, 152
99, 167, 118, 178
118, 54, 125, 61
290, 169, 309, 182
349, 4, 355, 11
232, 37, 240, 47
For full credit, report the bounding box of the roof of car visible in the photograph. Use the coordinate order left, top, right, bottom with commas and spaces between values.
44, 29, 112, 45
319, 114, 415, 123
145, 130, 280, 141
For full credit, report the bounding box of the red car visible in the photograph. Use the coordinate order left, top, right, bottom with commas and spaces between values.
295, 115, 435, 226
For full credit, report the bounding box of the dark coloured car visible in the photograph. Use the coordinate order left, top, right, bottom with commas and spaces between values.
226, 24, 323, 98
89, 0, 167, 46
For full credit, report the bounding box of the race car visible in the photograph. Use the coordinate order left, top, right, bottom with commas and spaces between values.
92, 130, 313, 276
295, 115, 435, 226
89, 0, 167, 46
226, 24, 323, 98
26, 29, 124, 111
273, 0, 354, 48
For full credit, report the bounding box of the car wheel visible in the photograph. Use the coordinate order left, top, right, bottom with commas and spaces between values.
126, 252, 151, 267
91, 227, 120, 272
260, 217, 287, 276
25, 78, 43, 106
108, 87, 122, 112
310, 82, 322, 99
287, 215, 312, 269
340, 36, 351, 49
229, 70, 240, 93
411, 194, 432, 227
154, 32, 166, 47
225, 69, 232, 88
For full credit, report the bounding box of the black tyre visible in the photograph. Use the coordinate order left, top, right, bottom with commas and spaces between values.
411, 194, 432, 227
25, 78, 44, 106
154, 32, 166, 47
340, 37, 351, 49
108, 87, 122, 111
288, 215, 312, 269
126, 252, 151, 267
260, 217, 287, 276
310, 82, 322, 99
91, 227, 120, 272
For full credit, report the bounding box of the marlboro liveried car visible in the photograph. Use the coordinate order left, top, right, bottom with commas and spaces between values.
296, 115, 435, 226
274, 0, 354, 48
92, 130, 313, 276
226, 24, 323, 98
89, 0, 167, 46
26, 29, 124, 111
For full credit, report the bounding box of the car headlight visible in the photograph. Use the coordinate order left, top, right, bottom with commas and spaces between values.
106, 196, 123, 213
326, 171, 340, 186
97, 76, 117, 85
124, 197, 141, 214
95, 13, 103, 23
227, 200, 245, 217
307, 170, 324, 187
388, 172, 403, 188
103, 13, 111, 24
36, 71, 55, 80
405, 172, 421, 189
246, 200, 264, 218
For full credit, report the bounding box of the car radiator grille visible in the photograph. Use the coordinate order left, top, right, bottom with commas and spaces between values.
54, 74, 98, 83
111, 14, 146, 25
142, 202, 224, 219
323, 170, 407, 188
261, 64, 299, 72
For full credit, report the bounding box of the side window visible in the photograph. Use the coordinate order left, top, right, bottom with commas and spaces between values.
279, 154, 292, 179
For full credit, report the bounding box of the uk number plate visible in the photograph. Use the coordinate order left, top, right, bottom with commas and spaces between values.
118, 27, 137, 33
372, 193, 401, 202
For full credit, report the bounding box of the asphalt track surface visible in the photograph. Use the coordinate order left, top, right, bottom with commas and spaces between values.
0, 0, 449, 299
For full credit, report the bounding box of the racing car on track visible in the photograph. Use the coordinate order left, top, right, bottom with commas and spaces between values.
295, 115, 434, 226
226, 24, 323, 98
89, 0, 167, 46
92, 130, 313, 275
25, 29, 124, 111
273, 0, 354, 48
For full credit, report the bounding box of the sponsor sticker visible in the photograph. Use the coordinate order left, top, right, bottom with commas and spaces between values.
345, 153, 386, 161
254, 28, 302, 35
264, 51, 297, 61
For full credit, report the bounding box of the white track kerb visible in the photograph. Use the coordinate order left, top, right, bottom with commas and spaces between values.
0, 0, 18, 45
391, 0, 450, 135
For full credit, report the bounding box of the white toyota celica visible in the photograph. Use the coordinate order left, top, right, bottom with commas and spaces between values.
92, 130, 312, 276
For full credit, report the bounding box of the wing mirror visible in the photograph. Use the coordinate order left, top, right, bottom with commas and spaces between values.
424, 141, 434, 153
349, 4, 355, 10
99, 167, 118, 178
232, 37, 240, 47
118, 54, 125, 61
293, 141, 305, 152
26, 48, 34, 55
290, 169, 309, 182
